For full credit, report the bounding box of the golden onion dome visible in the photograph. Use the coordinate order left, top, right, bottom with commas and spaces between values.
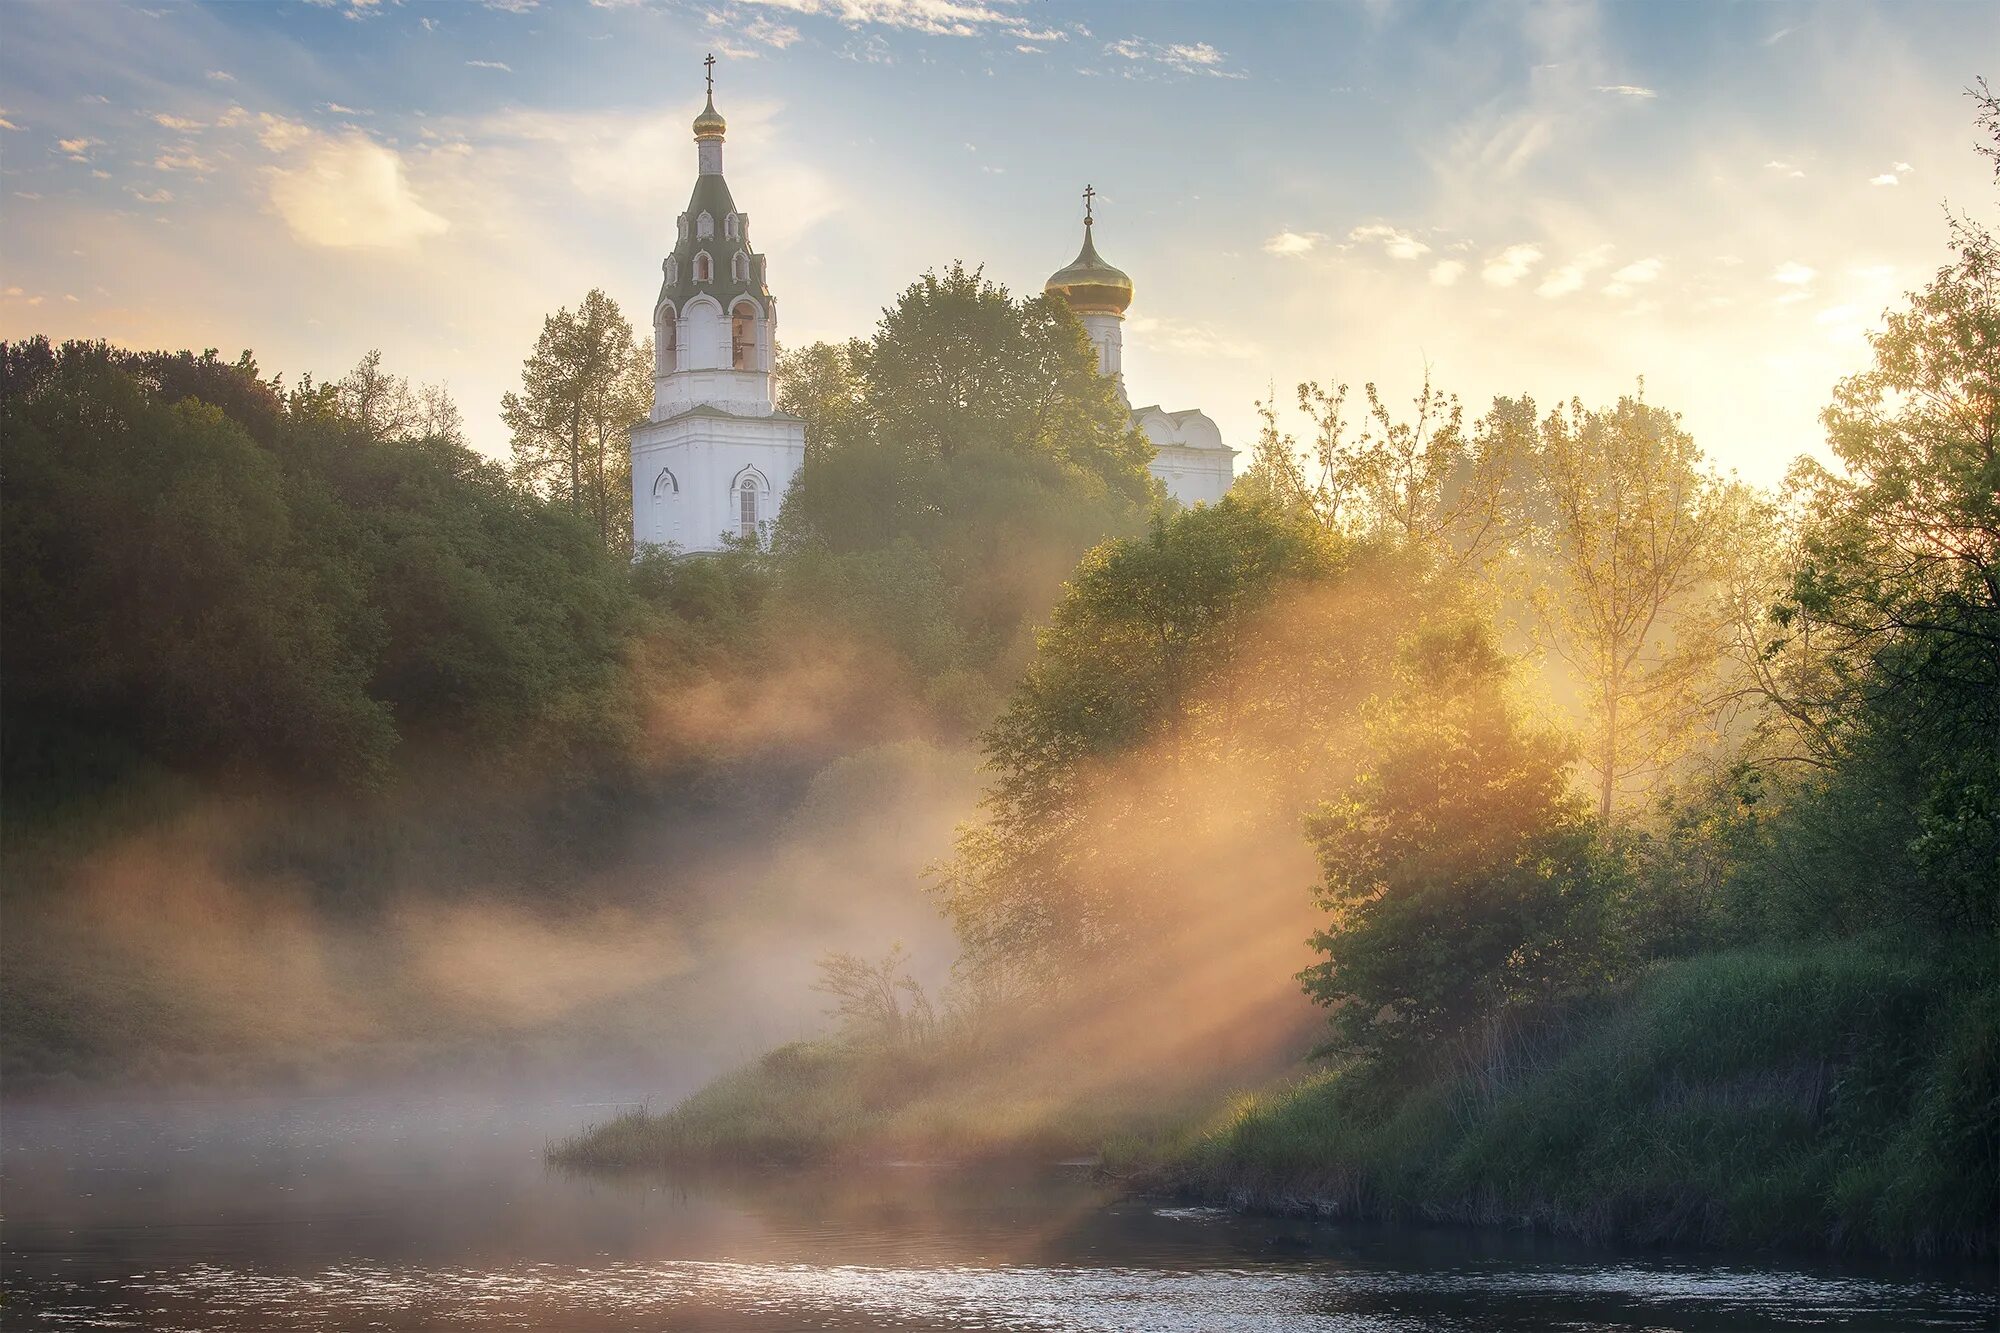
1045, 220, 1133, 316
692, 92, 727, 140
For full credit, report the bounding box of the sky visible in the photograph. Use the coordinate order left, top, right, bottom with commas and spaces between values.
1, 0, 1994, 486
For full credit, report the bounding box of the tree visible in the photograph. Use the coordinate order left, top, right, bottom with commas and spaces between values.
1300, 619, 1609, 1065
335, 349, 465, 446
1527, 391, 1725, 827
1771, 211, 2000, 927
932, 498, 1401, 988
501, 290, 652, 553
1236, 372, 1528, 579
772, 264, 1157, 705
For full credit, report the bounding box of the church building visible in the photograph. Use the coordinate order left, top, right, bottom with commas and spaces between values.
631, 67, 1235, 555
1042, 187, 1238, 508
629, 64, 806, 555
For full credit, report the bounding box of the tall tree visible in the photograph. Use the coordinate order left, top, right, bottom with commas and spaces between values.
501, 290, 652, 553
335, 349, 465, 446
1528, 391, 1723, 827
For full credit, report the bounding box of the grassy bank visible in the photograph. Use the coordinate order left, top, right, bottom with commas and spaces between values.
1173, 938, 1998, 1257
552, 1039, 1218, 1168
558, 939, 1996, 1258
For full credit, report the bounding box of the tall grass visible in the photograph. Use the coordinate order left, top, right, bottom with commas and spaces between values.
1172, 937, 1998, 1256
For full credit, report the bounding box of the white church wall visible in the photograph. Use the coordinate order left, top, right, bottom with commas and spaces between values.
631, 413, 805, 554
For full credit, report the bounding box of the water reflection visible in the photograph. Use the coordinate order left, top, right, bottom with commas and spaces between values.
5, 1090, 1993, 1331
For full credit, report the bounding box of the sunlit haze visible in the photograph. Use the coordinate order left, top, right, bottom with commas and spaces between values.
3, 0, 1993, 484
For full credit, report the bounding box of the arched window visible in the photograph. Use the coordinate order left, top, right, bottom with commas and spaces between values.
696, 211, 714, 240
655, 304, 676, 375
693, 252, 711, 283
738, 474, 760, 539
677, 214, 688, 240
652, 467, 679, 498
724, 213, 739, 239
732, 251, 748, 282
664, 256, 678, 285
731, 302, 756, 370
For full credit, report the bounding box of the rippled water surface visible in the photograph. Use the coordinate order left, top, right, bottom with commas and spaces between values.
4, 1090, 1993, 1331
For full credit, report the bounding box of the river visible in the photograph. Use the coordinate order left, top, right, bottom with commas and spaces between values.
4, 1087, 1993, 1331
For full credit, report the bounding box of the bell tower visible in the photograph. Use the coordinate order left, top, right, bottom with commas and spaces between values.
630, 57, 806, 554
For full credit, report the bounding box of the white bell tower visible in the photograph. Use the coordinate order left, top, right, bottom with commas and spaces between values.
630, 55, 806, 555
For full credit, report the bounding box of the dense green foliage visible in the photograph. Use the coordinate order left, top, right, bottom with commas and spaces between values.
1, 339, 635, 798
773, 265, 1159, 720
1299, 621, 1611, 1063
1183, 939, 1997, 1255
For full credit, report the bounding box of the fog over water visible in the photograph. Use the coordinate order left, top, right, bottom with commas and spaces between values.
5, 1088, 1994, 1331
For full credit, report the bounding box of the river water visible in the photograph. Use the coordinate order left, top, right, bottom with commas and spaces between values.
4, 1088, 1993, 1331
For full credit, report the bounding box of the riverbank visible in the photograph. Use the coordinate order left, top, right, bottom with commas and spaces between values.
555, 938, 1998, 1259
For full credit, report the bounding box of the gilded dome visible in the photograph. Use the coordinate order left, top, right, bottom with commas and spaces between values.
1045, 222, 1133, 316
692, 92, 727, 140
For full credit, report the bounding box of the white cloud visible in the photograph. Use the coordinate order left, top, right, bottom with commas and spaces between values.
1602, 256, 1662, 297
1429, 259, 1465, 286
1763, 159, 1805, 179
1482, 243, 1543, 287
205, 69, 235, 82
1348, 223, 1430, 260
1262, 230, 1322, 256
465, 60, 513, 72
154, 149, 215, 173
1593, 84, 1657, 98
1536, 244, 1613, 297
732, 0, 1019, 40
131, 187, 173, 205
0, 114, 20, 132
259, 120, 449, 250
1869, 173, 1898, 186
1893, 160, 1912, 173
1105, 37, 1238, 77
151, 112, 203, 131
1772, 261, 1817, 286
56, 136, 99, 161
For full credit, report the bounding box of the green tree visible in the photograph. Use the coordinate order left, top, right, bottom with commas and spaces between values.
1300, 619, 1610, 1064
0, 345, 394, 789
501, 289, 652, 553
773, 264, 1158, 707
933, 498, 1394, 986
1771, 215, 2000, 928
1528, 392, 1725, 827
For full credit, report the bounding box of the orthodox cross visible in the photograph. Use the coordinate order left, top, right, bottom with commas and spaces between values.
1083, 183, 1095, 227
704, 52, 716, 95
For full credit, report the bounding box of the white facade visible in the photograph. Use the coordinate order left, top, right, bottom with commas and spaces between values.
1136, 406, 1236, 507
1075, 311, 1237, 509
630, 89, 804, 555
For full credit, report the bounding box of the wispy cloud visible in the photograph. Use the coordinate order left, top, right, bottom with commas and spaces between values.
1105, 37, 1239, 77
1763, 159, 1805, 179
1127, 313, 1257, 360
1602, 256, 1662, 297
55, 136, 99, 161
1429, 259, 1465, 287
1535, 244, 1612, 298
1593, 83, 1657, 98
252, 115, 449, 250
204, 69, 235, 82
1482, 243, 1543, 287
465, 59, 514, 72
1772, 261, 1817, 286
1348, 223, 1430, 260
1262, 230, 1323, 257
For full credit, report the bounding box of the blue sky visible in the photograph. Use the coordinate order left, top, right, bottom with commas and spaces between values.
2, 0, 1994, 483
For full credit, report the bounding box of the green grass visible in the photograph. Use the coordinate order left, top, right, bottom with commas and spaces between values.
551, 1038, 1223, 1169
553, 937, 1995, 1258
1172, 937, 1998, 1256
